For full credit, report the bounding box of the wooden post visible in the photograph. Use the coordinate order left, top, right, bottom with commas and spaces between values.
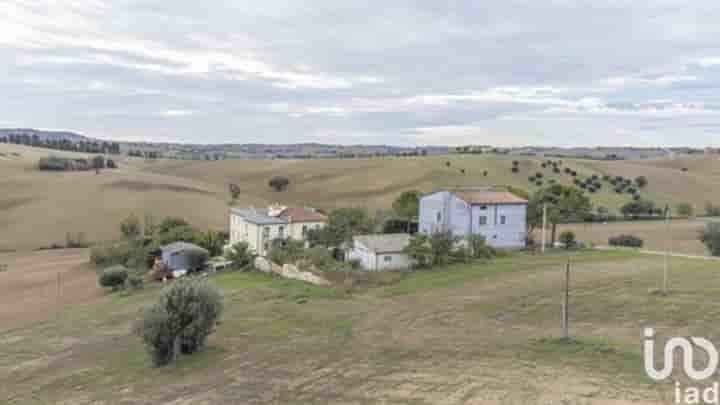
561, 257, 570, 340
663, 206, 670, 294
541, 204, 547, 253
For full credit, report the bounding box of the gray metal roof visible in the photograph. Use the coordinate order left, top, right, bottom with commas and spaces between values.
353, 233, 411, 254
161, 241, 209, 254
231, 207, 288, 225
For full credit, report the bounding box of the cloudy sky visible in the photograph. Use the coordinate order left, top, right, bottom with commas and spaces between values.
2, 1, 720, 146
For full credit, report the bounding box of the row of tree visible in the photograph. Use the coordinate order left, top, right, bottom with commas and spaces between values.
0, 134, 121, 154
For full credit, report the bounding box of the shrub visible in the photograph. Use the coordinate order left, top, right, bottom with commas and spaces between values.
559, 231, 576, 249
701, 222, 720, 256
99, 266, 129, 291
126, 274, 145, 290
609, 235, 644, 248
705, 202, 720, 217
268, 175, 290, 192
135, 279, 223, 366
65, 232, 89, 248
91, 242, 133, 268
467, 234, 494, 259
675, 202, 694, 217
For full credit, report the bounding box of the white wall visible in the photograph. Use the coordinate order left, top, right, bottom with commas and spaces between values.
347, 240, 412, 271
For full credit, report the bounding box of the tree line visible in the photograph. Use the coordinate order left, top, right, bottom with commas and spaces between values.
0, 134, 121, 154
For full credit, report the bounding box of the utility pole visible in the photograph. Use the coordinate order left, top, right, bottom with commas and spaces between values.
663, 205, 670, 294
561, 257, 570, 340
541, 203, 547, 253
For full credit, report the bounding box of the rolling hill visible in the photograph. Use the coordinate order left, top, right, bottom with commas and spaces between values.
1, 142, 718, 251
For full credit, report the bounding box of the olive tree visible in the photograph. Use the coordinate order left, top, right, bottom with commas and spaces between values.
135, 279, 223, 366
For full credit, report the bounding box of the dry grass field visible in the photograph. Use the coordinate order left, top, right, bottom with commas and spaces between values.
2, 142, 720, 252
1, 249, 717, 404
559, 218, 711, 256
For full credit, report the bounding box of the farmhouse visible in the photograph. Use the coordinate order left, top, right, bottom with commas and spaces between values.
347, 233, 413, 271
229, 203, 327, 256
419, 187, 528, 248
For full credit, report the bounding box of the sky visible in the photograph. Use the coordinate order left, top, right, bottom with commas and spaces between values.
2, 1, 720, 147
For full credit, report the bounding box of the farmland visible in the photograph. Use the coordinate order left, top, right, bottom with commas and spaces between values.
2, 142, 720, 252
1, 248, 716, 404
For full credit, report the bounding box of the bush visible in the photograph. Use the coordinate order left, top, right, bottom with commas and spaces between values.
91, 242, 133, 268
135, 279, 223, 366
225, 242, 257, 270
608, 235, 644, 248
268, 175, 290, 192
99, 266, 129, 291
559, 231, 576, 249
675, 202, 694, 217
701, 222, 720, 256
705, 202, 720, 217
467, 234, 494, 259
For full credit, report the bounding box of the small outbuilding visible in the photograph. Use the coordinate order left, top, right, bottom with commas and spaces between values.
347, 233, 413, 271
159, 241, 209, 272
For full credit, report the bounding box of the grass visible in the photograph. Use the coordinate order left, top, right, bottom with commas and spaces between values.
375, 249, 637, 297
5, 249, 718, 403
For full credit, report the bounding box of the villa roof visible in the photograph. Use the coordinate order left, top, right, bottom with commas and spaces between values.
231, 208, 288, 225
451, 189, 528, 205
353, 233, 411, 254
278, 206, 327, 222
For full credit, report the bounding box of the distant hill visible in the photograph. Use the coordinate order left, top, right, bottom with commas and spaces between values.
0, 128, 89, 143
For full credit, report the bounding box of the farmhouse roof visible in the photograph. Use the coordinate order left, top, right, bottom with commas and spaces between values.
231, 207, 288, 225
354, 233, 411, 254
278, 206, 327, 222
453, 190, 527, 205
161, 241, 208, 255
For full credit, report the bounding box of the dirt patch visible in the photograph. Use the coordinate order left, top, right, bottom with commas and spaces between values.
103, 180, 216, 195
0, 197, 34, 211
0, 249, 103, 330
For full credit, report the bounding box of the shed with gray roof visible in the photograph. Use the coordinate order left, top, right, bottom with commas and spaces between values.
346, 233, 413, 271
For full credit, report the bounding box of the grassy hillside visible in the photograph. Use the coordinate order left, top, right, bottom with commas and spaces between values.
2, 249, 712, 404
1, 142, 719, 250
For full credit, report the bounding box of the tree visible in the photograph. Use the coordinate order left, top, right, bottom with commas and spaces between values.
92, 155, 105, 174
228, 183, 241, 204
559, 231, 576, 249
620, 199, 656, 218
194, 229, 226, 257
120, 213, 142, 240
225, 242, 257, 269
269, 176, 290, 192
315, 208, 374, 247
635, 176, 648, 188
135, 279, 223, 366
701, 222, 720, 256
429, 231, 458, 266
392, 190, 421, 232
467, 234, 493, 259
675, 202, 694, 217
705, 202, 720, 217
403, 233, 432, 267
527, 185, 592, 245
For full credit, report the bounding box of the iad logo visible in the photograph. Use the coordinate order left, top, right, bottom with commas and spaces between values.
644, 328, 720, 404
644, 328, 719, 381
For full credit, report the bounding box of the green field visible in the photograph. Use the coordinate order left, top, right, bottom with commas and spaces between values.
1, 249, 715, 404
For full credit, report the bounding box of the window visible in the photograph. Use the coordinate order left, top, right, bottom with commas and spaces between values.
384, 255, 392, 262
500, 215, 507, 225
302, 225, 308, 236
279, 226, 285, 238
436, 212, 442, 223
479, 216, 487, 225
480, 205, 488, 210
263, 227, 270, 238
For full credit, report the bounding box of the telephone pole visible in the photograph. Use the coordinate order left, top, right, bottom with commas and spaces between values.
663, 205, 670, 294
561, 257, 570, 340
541, 203, 547, 253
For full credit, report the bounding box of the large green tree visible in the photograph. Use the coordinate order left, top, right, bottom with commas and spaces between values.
527, 185, 592, 245
392, 190, 421, 232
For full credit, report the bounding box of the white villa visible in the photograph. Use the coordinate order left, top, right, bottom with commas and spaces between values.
419, 188, 528, 248
229, 203, 327, 256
